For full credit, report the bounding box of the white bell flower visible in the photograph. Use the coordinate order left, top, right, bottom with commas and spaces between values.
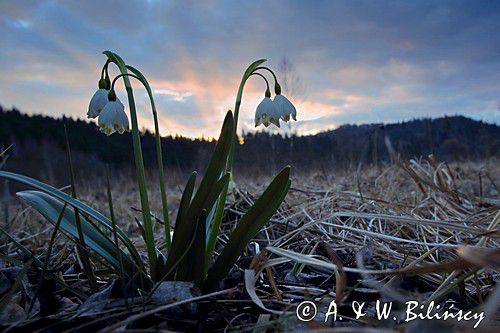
273, 94, 297, 122
98, 98, 129, 136
87, 89, 108, 119
255, 97, 280, 128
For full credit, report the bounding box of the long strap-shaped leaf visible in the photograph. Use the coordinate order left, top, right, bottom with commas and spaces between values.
208, 59, 268, 263
17, 191, 146, 281
165, 111, 234, 271
187, 209, 207, 285
203, 166, 291, 291
175, 173, 230, 280
154, 171, 197, 279
175, 171, 197, 228
0, 171, 144, 271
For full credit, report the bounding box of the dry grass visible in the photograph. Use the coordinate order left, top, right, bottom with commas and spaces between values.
1, 156, 499, 331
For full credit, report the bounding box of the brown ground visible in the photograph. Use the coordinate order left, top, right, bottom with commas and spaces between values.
1, 156, 498, 331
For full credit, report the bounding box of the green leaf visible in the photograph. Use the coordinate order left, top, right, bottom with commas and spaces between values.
174, 173, 230, 280
160, 170, 208, 279
186, 112, 234, 218
266, 246, 344, 272
203, 166, 291, 291
0, 171, 144, 272
103, 51, 126, 70
243, 59, 267, 82
175, 171, 197, 227
207, 59, 268, 274
178, 209, 207, 284
154, 171, 196, 279
16, 190, 146, 281
192, 209, 207, 285
165, 111, 234, 271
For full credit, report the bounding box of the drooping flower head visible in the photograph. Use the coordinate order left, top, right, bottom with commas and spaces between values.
272, 83, 297, 122
273, 94, 297, 122
87, 79, 110, 119
98, 90, 129, 136
255, 88, 280, 127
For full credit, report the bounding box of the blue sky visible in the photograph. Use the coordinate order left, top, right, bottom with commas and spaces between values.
1, 0, 499, 137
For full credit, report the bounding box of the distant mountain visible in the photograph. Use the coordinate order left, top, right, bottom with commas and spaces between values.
0, 106, 498, 183
318, 115, 499, 164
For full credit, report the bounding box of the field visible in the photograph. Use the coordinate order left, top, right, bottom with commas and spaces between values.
1, 154, 498, 332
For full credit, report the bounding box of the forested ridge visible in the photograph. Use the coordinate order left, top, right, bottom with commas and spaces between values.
1, 106, 498, 181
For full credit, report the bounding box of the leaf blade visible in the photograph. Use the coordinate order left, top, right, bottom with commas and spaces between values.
0, 171, 144, 270
17, 190, 144, 280
203, 166, 291, 291
166, 112, 234, 270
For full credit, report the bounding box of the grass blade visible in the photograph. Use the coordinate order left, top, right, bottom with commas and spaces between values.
106, 168, 128, 291
0, 225, 87, 300
17, 190, 146, 281
64, 125, 97, 291
0, 259, 32, 313
28, 203, 67, 313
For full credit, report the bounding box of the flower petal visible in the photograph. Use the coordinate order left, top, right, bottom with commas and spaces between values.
98, 99, 127, 136
256, 97, 277, 128
88, 89, 108, 119
273, 94, 296, 122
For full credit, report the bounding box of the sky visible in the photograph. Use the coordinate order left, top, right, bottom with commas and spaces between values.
1, 0, 499, 138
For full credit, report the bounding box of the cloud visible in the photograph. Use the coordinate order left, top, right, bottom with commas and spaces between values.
0, 0, 499, 138
154, 88, 192, 102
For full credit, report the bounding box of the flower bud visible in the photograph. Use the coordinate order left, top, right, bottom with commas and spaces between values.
98, 78, 107, 89
274, 82, 282, 95
107, 89, 117, 101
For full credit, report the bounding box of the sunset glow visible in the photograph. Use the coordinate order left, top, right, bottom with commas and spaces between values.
1, 1, 499, 138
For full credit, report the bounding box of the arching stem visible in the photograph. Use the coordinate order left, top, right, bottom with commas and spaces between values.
103, 51, 157, 274
250, 72, 271, 95
110, 73, 141, 90
206, 59, 267, 268
100, 60, 111, 89
254, 66, 281, 94
109, 69, 172, 256
126, 64, 172, 254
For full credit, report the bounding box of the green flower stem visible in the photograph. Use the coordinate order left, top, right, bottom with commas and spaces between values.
205, 59, 266, 268
103, 51, 157, 273
250, 72, 270, 93
110, 73, 141, 89
109, 66, 172, 257
100, 60, 111, 89
152, 101, 171, 252
125, 65, 171, 254
100, 60, 110, 80
254, 66, 281, 94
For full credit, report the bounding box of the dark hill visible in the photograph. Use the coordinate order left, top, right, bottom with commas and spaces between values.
1, 105, 498, 183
